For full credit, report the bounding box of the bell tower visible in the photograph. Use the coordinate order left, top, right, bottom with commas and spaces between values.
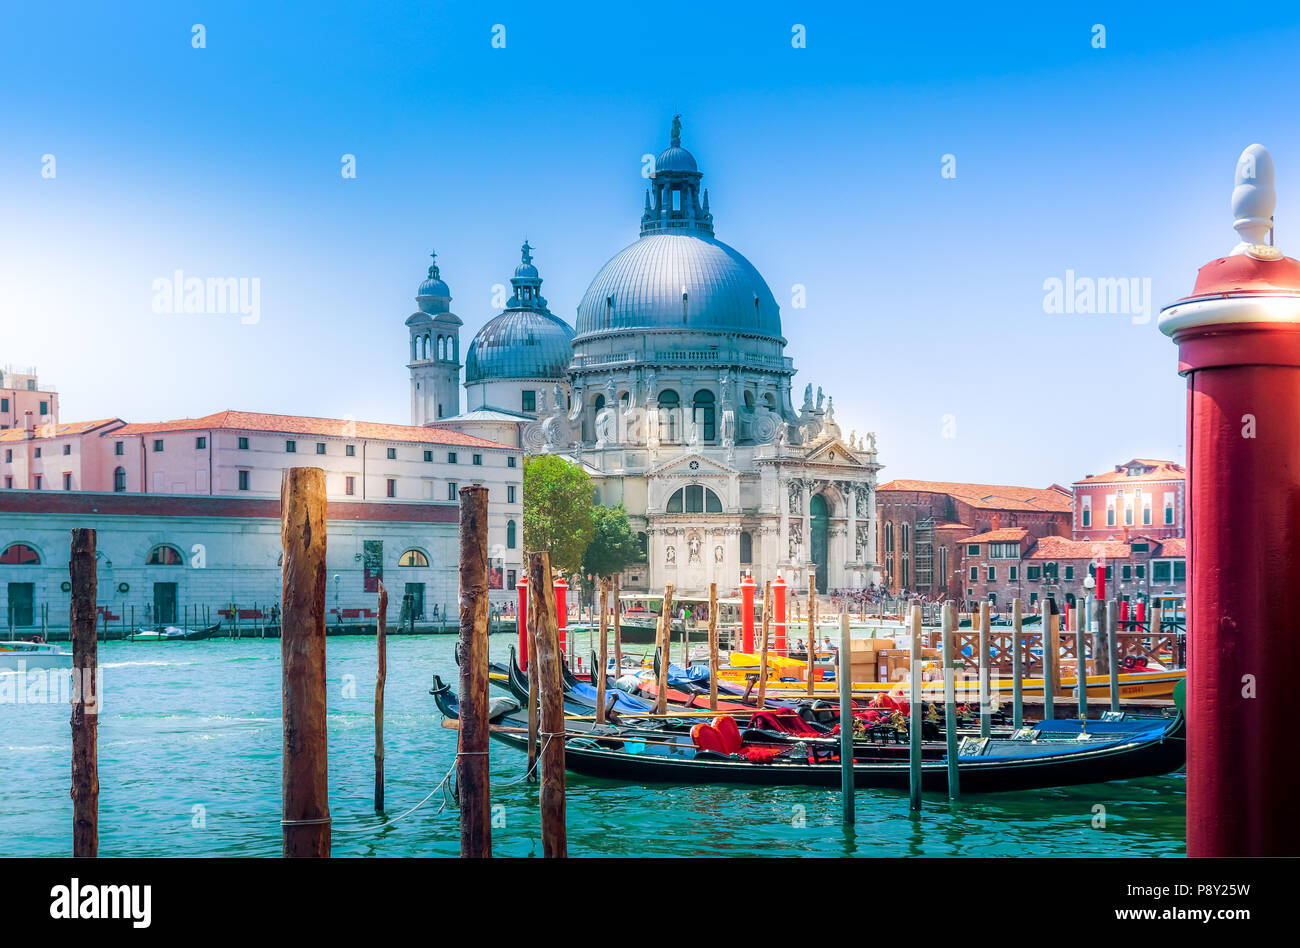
407, 251, 463, 425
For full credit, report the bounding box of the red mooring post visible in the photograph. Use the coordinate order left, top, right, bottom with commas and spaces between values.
740, 571, 756, 653
516, 575, 529, 670
772, 574, 788, 655
1159, 143, 1300, 856
553, 575, 568, 659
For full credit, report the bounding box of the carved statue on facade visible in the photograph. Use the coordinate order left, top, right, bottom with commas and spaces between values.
665, 545, 676, 566
788, 479, 802, 514
688, 534, 701, 564
788, 520, 802, 561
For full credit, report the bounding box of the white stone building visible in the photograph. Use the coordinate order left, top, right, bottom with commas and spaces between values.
425, 120, 883, 596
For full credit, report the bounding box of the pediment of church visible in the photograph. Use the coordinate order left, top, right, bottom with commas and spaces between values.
647, 451, 741, 479
803, 438, 867, 468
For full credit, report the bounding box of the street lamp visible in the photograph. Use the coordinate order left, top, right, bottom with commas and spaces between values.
1082, 573, 1096, 635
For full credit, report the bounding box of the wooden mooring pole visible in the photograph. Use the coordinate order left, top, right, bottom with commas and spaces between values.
280, 467, 330, 858
596, 579, 609, 726
457, 485, 492, 857
978, 600, 991, 739
374, 580, 387, 812
527, 596, 539, 780
1075, 600, 1088, 724
806, 577, 816, 697
527, 551, 567, 858
654, 582, 675, 716
1011, 598, 1023, 730
708, 582, 719, 712
1106, 599, 1120, 713
612, 575, 622, 674
70, 528, 99, 857
1042, 601, 1057, 721
942, 600, 960, 800
838, 611, 854, 824
908, 602, 922, 811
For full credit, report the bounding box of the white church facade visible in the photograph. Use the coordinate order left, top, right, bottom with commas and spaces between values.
413, 119, 882, 597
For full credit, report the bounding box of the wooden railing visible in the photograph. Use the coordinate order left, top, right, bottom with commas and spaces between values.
926, 629, 1183, 674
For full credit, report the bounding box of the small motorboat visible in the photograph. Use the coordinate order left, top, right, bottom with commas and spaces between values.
0, 639, 75, 670
128, 621, 221, 642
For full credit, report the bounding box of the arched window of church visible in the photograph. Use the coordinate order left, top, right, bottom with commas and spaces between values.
740, 531, 753, 564
452, 337, 457, 362
763, 392, 777, 411
692, 390, 715, 441
113, 467, 126, 492
437, 336, 445, 361
145, 544, 184, 566
594, 394, 605, 412
398, 549, 429, 567
506, 520, 517, 549
743, 391, 755, 413
666, 485, 722, 514
658, 390, 680, 441
0, 543, 40, 565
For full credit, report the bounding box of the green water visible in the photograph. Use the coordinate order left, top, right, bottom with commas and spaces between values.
0, 634, 1184, 857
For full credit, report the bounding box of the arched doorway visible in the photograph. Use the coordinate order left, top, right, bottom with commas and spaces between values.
810, 494, 829, 594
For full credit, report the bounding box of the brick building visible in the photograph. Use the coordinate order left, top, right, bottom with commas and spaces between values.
958, 532, 1187, 613
1072, 458, 1186, 540
875, 480, 1074, 599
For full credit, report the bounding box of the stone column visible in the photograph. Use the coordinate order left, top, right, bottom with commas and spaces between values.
778, 476, 788, 565
847, 482, 858, 573
802, 479, 812, 566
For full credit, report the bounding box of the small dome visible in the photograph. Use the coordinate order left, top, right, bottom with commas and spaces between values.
416, 250, 451, 314
514, 262, 539, 279
655, 145, 698, 174
465, 310, 575, 383
419, 274, 450, 298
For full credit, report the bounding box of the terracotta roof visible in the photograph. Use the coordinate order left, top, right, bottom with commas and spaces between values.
1158, 537, 1187, 557
111, 410, 513, 449
0, 418, 122, 443
877, 479, 1074, 513
1027, 536, 1131, 560
1073, 459, 1185, 486
961, 528, 1029, 544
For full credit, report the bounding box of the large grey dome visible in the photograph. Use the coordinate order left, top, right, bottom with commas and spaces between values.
465, 310, 575, 382
574, 233, 782, 339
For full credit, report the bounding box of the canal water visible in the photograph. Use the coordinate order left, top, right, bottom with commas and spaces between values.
0, 634, 1184, 857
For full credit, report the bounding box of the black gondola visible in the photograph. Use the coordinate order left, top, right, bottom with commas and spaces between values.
431, 675, 1185, 794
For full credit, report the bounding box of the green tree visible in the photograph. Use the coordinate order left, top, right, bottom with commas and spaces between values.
522, 454, 594, 573
581, 504, 642, 582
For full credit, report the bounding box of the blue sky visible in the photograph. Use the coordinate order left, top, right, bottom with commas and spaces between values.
3, 2, 1298, 486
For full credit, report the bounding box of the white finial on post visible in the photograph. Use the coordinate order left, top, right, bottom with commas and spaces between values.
1231, 144, 1276, 254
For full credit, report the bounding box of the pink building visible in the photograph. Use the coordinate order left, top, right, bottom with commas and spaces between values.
0, 366, 59, 431
1072, 458, 1186, 540
1, 408, 527, 626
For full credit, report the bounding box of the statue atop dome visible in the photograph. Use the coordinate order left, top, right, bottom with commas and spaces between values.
670, 114, 682, 147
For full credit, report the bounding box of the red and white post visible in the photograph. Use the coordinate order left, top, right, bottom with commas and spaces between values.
1160, 144, 1300, 856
